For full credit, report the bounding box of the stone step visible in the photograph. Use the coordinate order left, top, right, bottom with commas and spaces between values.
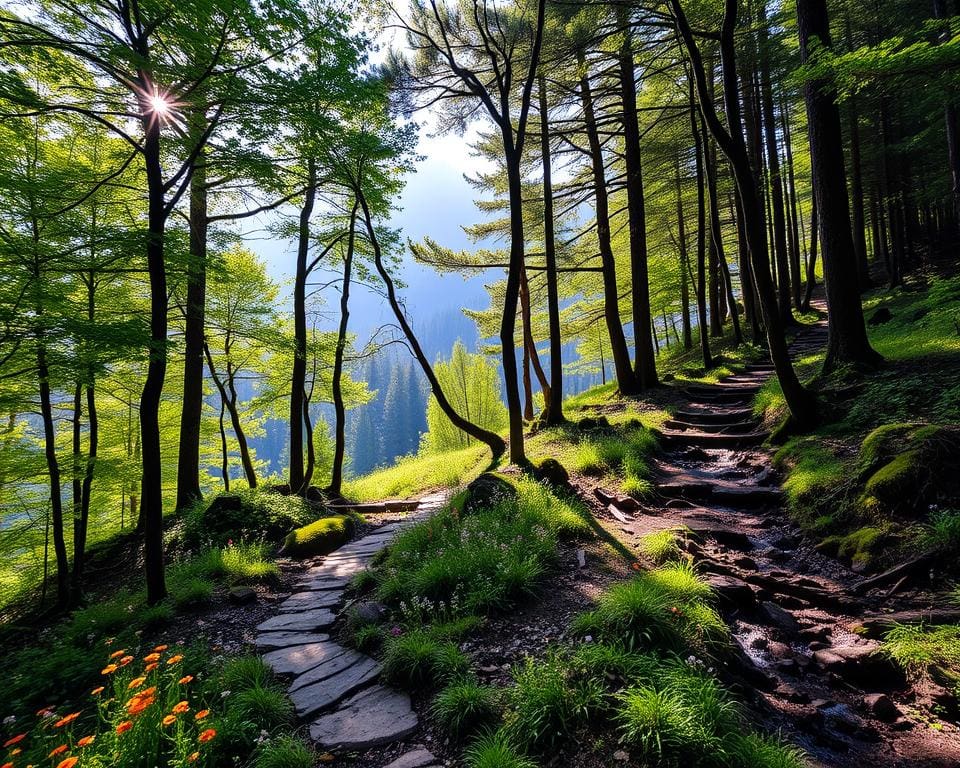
664, 419, 759, 434
255, 632, 331, 651
256, 607, 336, 634
658, 480, 782, 507
309, 684, 418, 750
384, 748, 441, 768
660, 429, 769, 448
673, 407, 755, 425
262, 640, 351, 676
278, 590, 343, 612
290, 655, 381, 719
684, 391, 757, 405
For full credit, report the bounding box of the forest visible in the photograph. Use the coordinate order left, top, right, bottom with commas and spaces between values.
0, 0, 959, 766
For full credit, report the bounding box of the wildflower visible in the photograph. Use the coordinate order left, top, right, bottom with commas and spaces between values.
90, 687, 104, 696
143, 653, 160, 663
9, 749, 21, 756
389, 626, 402, 637
101, 664, 118, 675
3, 734, 25, 748
631, 561, 641, 571
139, 687, 157, 698
145, 663, 158, 672
178, 675, 194, 685
127, 677, 146, 690
166, 654, 183, 665
119, 655, 133, 667
187, 752, 200, 763
48, 745, 68, 757
56, 758, 79, 768
162, 715, 177, 727
54, 712, 80, 728
1, 716, 14, 726
220, 690, 231, 699
171, 701, 189, 715
109, 649, 126, 660
1, 761, 12, 768
194, 709, 209, 721
198, 728, 216, 743
153, 644, 168, 652
77, 735, 95, 747
115, 720, 133, 735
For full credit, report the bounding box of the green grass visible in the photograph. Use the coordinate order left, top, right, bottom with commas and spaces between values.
464, 730, 537, 768
183, 542, 280, 584
381, 630, 470, 689
253, 734, 315, 768
922, 510, 960, 554
639, 529, 684, 564
432, 677, 501, 739
343, 443, 489, 501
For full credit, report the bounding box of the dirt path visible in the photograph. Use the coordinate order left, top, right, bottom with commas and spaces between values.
591, 308, 960, 767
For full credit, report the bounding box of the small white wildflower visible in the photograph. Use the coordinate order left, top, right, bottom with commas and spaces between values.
2, 715, 15, 726
221, 690, 232, 698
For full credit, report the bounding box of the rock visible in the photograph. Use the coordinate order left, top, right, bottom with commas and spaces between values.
761, 601, 800, 636
772, 535, 799, 550
813, 644, 906, 690
290, 648, 372, 692
613, 750, 630, 761
309, 684, 418, 750
228, 586, 256, 605
279, 590, 342, 612
532, 458, 569, 488
255, 632, 330, 651
863, 693, 899, 722
707, 575, 756, 609
867, 307, 892, 326
262, 641, 351, 676
808, 641, 828, 652
290, 655, 381, 718
767, 641, 793, 660
282, 515, 354, 558
383, 748, 439, 768
349, 600, 387, 626
733, 556, 759, 571
750, 636, 769, 650
256, 608, 336, 633
464, 473, 517, 515
577, 416, 611, 432
799, 625, 832, 642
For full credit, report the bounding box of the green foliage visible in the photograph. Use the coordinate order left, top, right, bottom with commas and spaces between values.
639, 529, 684, 564
503, 653, 603, 752
228, 685, 294, 730
568, 427, 657, 496
220, 656, 273, 692
881, 623, 960, 680
723, 733, 808, 768
922, 509, 960, 554
573, 563, 727, 653
424, 341, 509, 452
432, 677, 501, 739
381, 631, 469, 689
773, 438, 846, 514
169, 575, 214, 608
182, 489, 315, 549
281, 514, 354, 557
253, 735, 315, 768
187, 543, 280, 584
463, 730, 537, 768
818, 526, 887, 569
374, 479, 589, 620
349, 624, 386, 653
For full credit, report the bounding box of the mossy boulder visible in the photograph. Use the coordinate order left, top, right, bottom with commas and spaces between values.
817, 526, 887, 571
858, 423, 925, 479
464, 472, 518, 515
282, 514, 355, 558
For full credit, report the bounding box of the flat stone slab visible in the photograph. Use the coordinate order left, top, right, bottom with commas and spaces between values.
290, 655, 381, 719
296, 577, 351, 592
383, 747, 439, 768
309, 684, 418, 750
262, 641, 350, 676
320, 557, 371, 577
279, 590, 343, 612
256, 608, 336, 633
255, 632, 330, 650
290, 647, 369, 692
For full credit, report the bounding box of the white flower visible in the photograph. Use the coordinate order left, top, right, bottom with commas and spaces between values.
221, 690, 232, 698
2, 715, 15, 726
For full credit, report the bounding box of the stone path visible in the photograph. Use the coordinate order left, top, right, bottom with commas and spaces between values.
255, 492, 448, 763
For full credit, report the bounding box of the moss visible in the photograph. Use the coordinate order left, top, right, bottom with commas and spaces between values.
858, 423, 923, 477
818, 526, 887, 570
864, 449, 925, 503
282, 514, 354, 557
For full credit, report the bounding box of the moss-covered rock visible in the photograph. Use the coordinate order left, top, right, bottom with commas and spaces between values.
282, 514, 355, 558
858, 422, 925, 479
817, 526, 887, 571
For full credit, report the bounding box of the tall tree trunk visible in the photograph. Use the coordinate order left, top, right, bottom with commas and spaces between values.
216, 393, 229, 492
617, 8, 658, 388
329, 205, 357, 497
538, 74, 565, 425
520, 265, 551, 414
675, 158, 693, 350
674, 0, 817, 428
758, 2, 795, 326
780, 95, 806, 309
501, 149, 527, 464
690, 81, 713, 369
289, 158, 317, 494
140, 111, 168, 604
579, 55, 638, 396
359, 189, 506, 460
934, 0, 960, 239
803, 180, 819, 310
176, 137, 206, 511
38, 339, 68, 607
225, 366, 257, 488
798, 0, 882, 371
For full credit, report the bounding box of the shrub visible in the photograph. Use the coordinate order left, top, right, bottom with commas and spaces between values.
503, 654, 602, 752
432, 677, 500, 739
253, 734, 314, 768
464, 729, 537, 768
182, 488, 315, 548
281, 515, 354, 558
881, 623, 960, 679
571, 643, 660, 691
381, 631, 469, 689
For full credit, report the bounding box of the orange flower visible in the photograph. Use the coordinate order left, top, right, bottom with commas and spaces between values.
109, 649, 126, 659
162, 714, 177, 727
126, 696, 155, 716
187, 752, 200, 763
91, 686, 104, 696
166, 654, 183, 665
1, 761, 12, 768
9, 749, 20, 756
119, 655, 133, 667
48, 744, 68, 757
178, 675, 194, 685
142, 653, 160, 663
127, 676, 147, 690
77, 735, 95, 747
631, 561, 642, 571
54, 712, 80, 728
144, 663, 158, 672
153, 644, 168, 652
194, 709, 209, 721
171, 701, 189, 715
139, 686, 157, 698
56, 758, 79, 768
198, 728, 216, 743
115, 720, 133, 735
101, 664, 118, 675
2, 734, 25, 748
